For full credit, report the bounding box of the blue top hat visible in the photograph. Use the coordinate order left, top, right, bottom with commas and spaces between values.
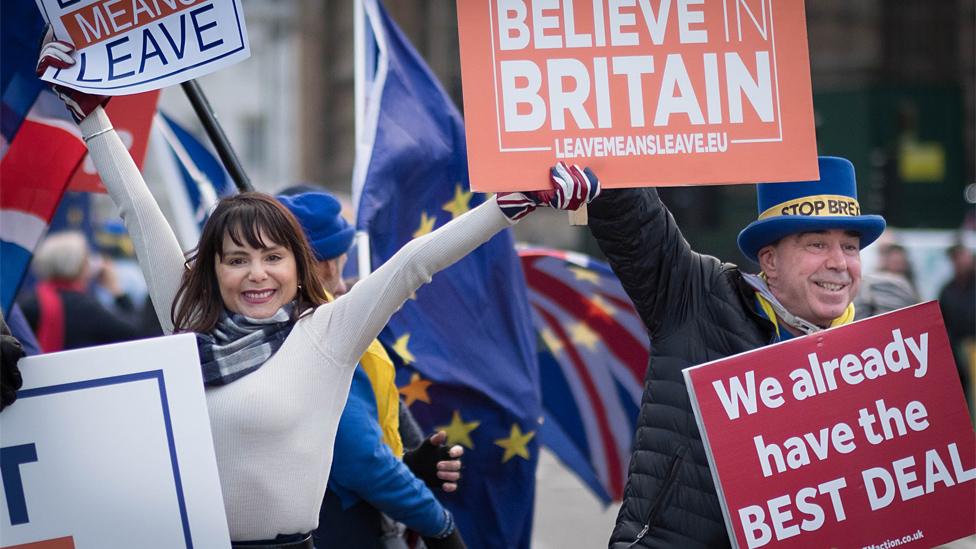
277, 192, 355, 261
737, 156, 886, 263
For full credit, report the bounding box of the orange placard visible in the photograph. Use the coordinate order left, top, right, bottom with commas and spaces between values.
457, 0, 818, 191
67, 90, 160, 193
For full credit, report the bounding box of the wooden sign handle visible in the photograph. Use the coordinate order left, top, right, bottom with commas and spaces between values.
568, 203, 588, 226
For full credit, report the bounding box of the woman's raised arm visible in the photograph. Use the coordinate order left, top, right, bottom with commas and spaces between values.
80, 108, 186, 334
314, 164, 600, 366
38, 35, 187, 334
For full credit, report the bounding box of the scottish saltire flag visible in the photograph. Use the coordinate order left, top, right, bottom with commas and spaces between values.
1, 4, 86, 315
519, 246, 648, 504
148, 111, 234, 247
352, 1, 540, 547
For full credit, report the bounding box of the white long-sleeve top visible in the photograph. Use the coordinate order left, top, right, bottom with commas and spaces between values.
80, 107, 513, 541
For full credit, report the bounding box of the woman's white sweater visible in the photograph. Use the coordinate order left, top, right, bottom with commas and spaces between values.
80, 107, 513, 541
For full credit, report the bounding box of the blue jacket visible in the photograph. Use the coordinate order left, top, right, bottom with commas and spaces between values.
317, 367, 452, 540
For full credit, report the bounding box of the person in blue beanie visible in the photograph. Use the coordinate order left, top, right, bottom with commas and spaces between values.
279, 189, 466, 549
586, 157, 886, 548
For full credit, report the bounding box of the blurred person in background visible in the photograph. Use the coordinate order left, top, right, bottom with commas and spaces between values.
92, 220, 165, 338
939, 243, 975, 412
854, 242, 920, 319
279, 189, 465, 549
19, 231, 142, 352
877, 241, 917, 291
92, 219, 149, 314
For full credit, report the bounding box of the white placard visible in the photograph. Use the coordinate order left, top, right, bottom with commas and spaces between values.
0, 334, 230, 549
35, 0, 250, 95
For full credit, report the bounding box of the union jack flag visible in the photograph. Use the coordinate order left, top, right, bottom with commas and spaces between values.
1, 4, 86, 315
519, 246, 649, 503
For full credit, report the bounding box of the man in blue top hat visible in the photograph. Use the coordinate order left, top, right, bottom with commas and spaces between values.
585, 157, 885, 549
277, 189, 466, 549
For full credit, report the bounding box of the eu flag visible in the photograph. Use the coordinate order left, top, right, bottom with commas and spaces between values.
352, 1, 540, 547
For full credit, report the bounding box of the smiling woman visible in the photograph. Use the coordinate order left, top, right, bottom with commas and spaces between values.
42, 32, 601, 545
216, 235, 296, 318
173, 193, 322, 333
78, 103, 522, 545
77, 104, 522, 543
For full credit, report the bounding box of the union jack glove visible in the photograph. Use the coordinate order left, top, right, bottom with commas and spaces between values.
547, 161, 601, 210
36, 26, 109, 123
497, 162, 601, 221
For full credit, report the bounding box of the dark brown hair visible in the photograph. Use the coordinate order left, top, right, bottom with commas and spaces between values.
171, 192, 329, 333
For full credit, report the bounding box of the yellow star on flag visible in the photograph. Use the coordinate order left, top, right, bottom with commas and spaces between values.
541, 327, 564, 355
442, 184, 472, 219
495, 423, 536, 463
436, 410, 480, 449
413, 211, 437, 238
569, 322, 600, 350
589, 295, 617, 318
392, 333, 415, 364
399, 373, 432, 406
568, 266, 600, 284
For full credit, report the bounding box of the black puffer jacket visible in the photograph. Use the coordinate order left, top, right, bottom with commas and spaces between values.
588, 187, 776, 548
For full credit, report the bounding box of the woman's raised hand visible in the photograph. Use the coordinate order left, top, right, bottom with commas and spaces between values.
35, 26, 108, 122
548, 161, 601, 210
497, 161, 601, 221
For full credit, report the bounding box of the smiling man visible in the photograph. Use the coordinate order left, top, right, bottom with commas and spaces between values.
587, 156, 885, 548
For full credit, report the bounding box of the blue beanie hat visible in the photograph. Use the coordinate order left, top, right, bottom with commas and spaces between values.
737, 156, 886, 263
277, 192, 355, 261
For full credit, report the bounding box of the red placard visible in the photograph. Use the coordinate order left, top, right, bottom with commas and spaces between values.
685, 302, 976, 549
456, 0, 818, 191
67, 91, 160, 193
3, 537, 75, 549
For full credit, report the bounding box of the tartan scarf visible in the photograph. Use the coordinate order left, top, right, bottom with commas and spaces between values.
197, 304, 295, 386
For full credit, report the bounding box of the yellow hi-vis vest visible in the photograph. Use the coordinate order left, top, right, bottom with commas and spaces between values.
359, 339, 404, 458
326, 290, 403, 457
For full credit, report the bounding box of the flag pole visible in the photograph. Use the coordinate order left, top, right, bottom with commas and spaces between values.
353, 0, 372, 276
354, 0, 366, 150
568, 205, 588, 225
180, 79, 253, 193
